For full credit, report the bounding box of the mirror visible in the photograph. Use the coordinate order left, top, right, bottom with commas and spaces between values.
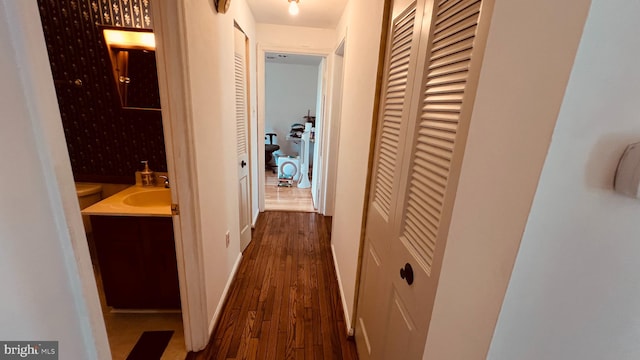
103, 28, 161, 110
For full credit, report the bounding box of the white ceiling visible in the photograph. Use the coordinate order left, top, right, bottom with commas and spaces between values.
246, 0, 348, 28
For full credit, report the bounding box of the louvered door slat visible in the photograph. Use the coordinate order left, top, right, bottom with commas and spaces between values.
392, 30, 413, 54
405, 205, 439, 245
381, 124, 401, 137
430, 37, 475, 61
423, 102, 462, 113
429, 52, 470, 70
425, 82, 466, 95
409, 178, 445, 210
404, 216, 436, 259
436, 0, 474, 21
415, 140, 454, 161
413, 158, 447, 189
371, 3, 418, 219
426, 72, 468, 87
432, 16, 478, 43
428, 59, 471, 78
435, 1, 481, 30
389, 62, 411, 78
415, 144, 453, 168
417, 134, 455, 153
406, 196, 441, 233
400, 0, 481, 274
437, 0, 464, 16
425, 92, 465, 103
235, 54, 247, 157
431, 26, 477, 53
408, 183, 444, 217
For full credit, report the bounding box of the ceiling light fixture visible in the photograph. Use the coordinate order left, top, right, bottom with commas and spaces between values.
288, 0, 299, 16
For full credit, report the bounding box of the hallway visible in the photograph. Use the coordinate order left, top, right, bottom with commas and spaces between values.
189, 211, 357, 359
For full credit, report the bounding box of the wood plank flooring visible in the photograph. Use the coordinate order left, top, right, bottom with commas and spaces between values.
264, 171, 315, 212
187, 211, 358, 360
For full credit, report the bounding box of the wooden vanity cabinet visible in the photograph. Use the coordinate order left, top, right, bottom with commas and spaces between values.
91, 216, 181, 309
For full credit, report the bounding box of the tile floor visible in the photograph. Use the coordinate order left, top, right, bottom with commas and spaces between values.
91, 240, 187, 360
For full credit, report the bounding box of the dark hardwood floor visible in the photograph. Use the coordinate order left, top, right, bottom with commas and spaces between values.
188, 211, 358, 360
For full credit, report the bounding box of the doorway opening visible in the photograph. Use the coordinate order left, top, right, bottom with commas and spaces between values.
263, 52, 324, 212
36, 1, 186, 358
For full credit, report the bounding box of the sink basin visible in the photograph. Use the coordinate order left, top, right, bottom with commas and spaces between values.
123, 189, 171, 207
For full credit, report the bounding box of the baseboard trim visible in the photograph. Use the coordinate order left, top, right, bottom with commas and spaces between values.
208, 253, 243, 334
331, 244, 352, 334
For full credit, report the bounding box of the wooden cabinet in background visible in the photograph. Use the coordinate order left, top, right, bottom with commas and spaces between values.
91, 216, 181, 309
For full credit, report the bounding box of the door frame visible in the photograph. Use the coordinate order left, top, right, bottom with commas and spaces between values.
234, 23, 253, 252
323, 36, 347, 216
151, 1, 209, 351
12, 0, 210, 356
256, 44, 333, 215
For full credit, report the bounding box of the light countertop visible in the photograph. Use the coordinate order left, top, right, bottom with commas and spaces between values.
81, 185, 172, 217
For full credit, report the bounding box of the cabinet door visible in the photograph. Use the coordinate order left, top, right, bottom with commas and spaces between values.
142, 217, 181, 308
92, 216, 148, 308
91, 216, 181, 309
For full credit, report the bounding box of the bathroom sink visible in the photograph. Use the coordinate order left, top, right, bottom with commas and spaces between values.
123, 189, 171, 207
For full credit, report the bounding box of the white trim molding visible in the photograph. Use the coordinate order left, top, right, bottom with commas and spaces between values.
331, 244, 352, 333
151, 0, 210, 351
209, 253, 244, 334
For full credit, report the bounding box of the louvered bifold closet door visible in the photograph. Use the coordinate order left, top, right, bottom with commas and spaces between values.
356, 2, 426, 358
371, 2, 419, 223
235, 53, 248, 157
400, 0, 482, 274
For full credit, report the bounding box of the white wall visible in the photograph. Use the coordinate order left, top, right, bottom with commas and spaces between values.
265, 62, 319, 156
180, 0, 256, 332
420, 0, 591, 359
256, 23, 336, 49
0, 1, 109, 358
329, 0, 386, 327
488, 1, 640, 359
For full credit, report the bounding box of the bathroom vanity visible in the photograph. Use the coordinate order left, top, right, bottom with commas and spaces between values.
82, 186, 180, 309
91, 216, 179, 309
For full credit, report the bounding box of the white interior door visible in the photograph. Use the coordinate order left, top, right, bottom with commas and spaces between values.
234, 26, 252, 251
311, 59, 326, 210
356, 0, 487, 358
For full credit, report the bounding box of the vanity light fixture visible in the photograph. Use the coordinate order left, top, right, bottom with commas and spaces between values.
103, 29, 155, 50
288, 0, 299, 16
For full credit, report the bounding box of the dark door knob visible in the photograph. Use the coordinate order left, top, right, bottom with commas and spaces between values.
399, 263, 414, 285
240, 160, 247, 168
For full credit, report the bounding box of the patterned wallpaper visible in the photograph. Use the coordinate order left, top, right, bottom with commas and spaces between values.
37, 0, 166, 184
92, 0, 153, 28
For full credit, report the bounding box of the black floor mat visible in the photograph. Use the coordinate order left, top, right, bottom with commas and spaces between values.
126, 330, 174, 360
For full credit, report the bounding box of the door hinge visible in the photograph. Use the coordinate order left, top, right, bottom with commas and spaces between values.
171, 203, 180, 215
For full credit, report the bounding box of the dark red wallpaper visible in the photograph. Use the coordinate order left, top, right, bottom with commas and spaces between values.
37, 0, 166, 184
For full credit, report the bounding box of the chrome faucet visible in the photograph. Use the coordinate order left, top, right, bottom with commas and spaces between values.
159, 175, 170, 188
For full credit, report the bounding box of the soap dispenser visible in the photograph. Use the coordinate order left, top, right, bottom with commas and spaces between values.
140, 160, 156, 187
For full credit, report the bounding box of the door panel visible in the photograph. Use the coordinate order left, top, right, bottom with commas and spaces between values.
390, 0, 483, 332
357, 0, 488, 358
234, 26, 252, 251
357, 1, 426, 356
355, 241, 391, 359
384, 290, 415, 359
369, 2, 420, 226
